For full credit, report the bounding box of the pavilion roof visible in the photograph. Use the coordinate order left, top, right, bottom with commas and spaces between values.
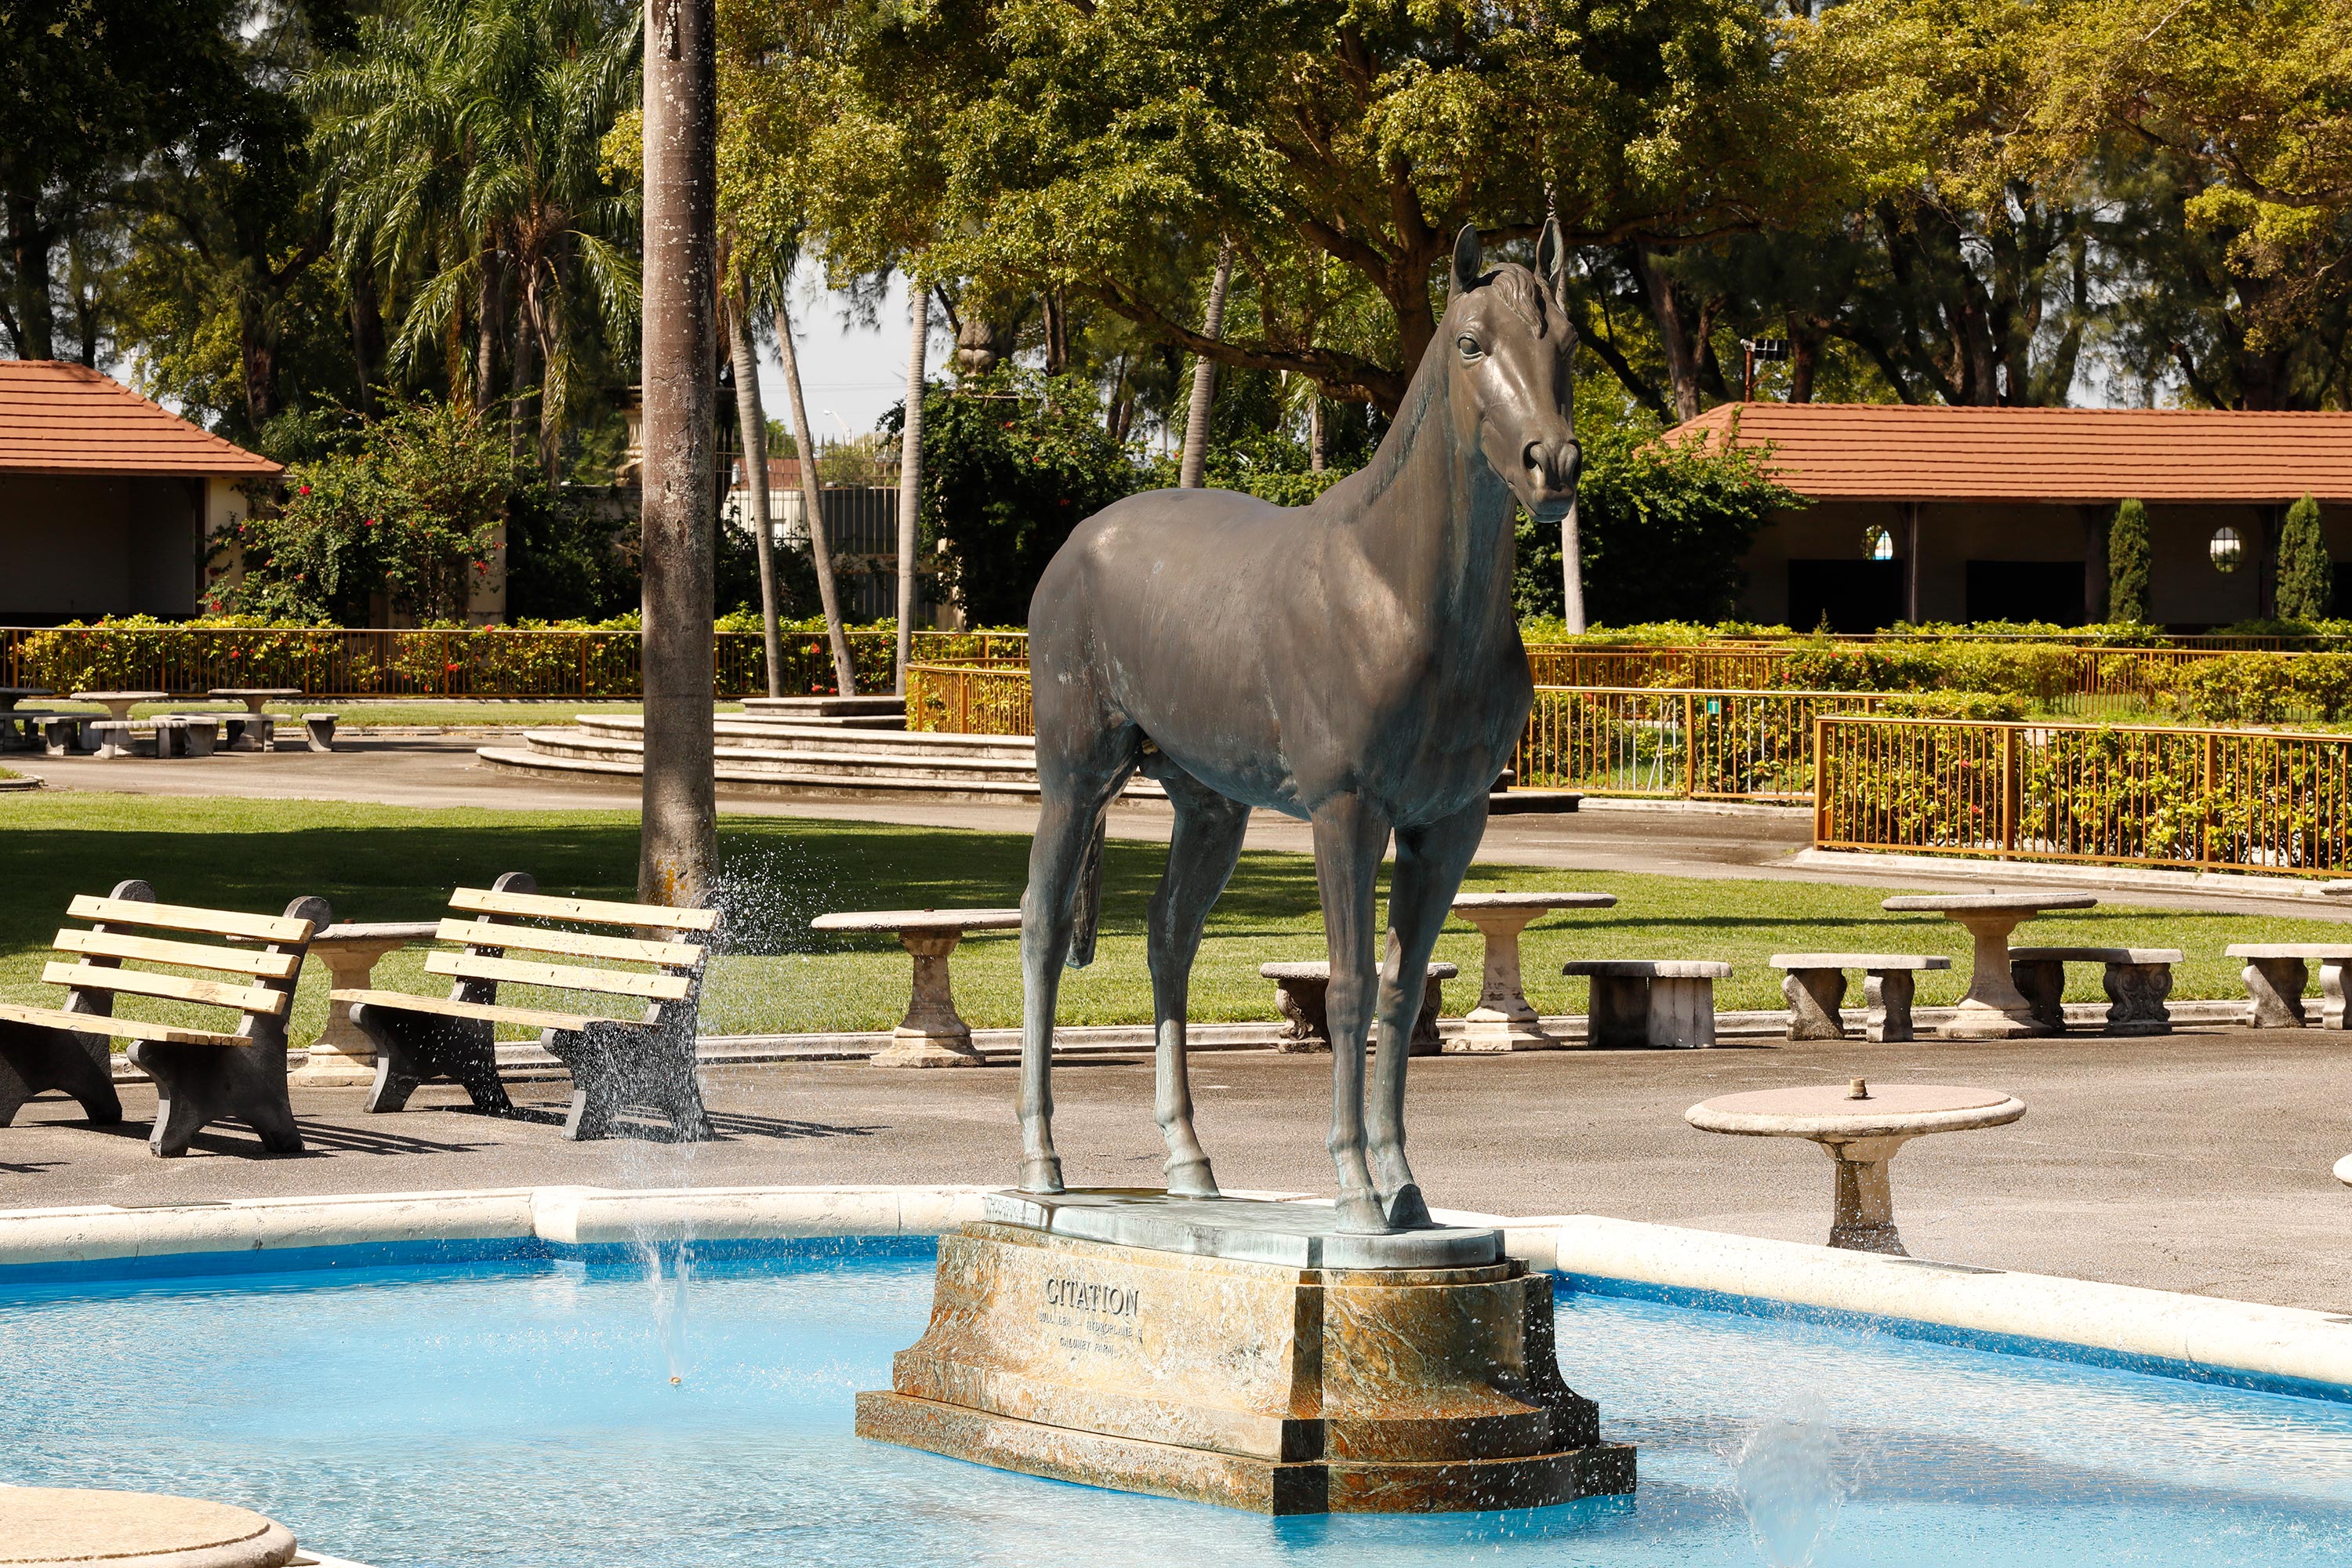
1666, 402, 2352, 504
0, 361, 281, 477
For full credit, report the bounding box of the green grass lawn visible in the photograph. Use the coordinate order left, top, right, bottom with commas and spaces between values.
3, 792, 2347, 1040
42, 701, 752, 728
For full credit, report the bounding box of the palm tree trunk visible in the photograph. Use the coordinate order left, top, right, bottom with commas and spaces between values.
475, 249, 502, 414
1561, 498, 1586, 633
637, 0, 719, 909
775, 291, 858, 694
1308, 392, 1325, 473
894, 280, 929, 694
728, 282, 784, 697
1177, 238, 1232, 488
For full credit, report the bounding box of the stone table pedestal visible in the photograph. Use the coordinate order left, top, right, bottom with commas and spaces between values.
1686, 1081, 2027, 1255
812, 907, 1024, 1066
1881, 894, 2098, 1039
289, 921, 440, 1085
1446, 891, 1616, 1051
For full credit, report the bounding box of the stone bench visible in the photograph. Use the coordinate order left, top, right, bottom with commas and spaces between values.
84, 720, 136, 758
337, 873, 720, 1139
1258, 960, 1457, 1057
811, 906, 1024, 1066
295, 712, 338, 751
2007, 947, 2183, 1036
39, 716, 95, 755
1768, 954, 1951, 1043
154, 716, 220, 758
2224, 944, 2352, 1029
1560, 959, 1731, 1048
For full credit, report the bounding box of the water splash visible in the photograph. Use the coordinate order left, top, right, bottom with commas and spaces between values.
1729, 1413, 1850, 1568
634, 1230, 695, 1385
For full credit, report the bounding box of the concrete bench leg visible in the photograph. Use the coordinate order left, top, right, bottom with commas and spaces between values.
2241, 956, 2308, 1029
303, 715, 336, 752
351, 1004, 513, 1115
1647, 978, 1716, 1048
1585, 975, 1652, 1047
127, 1038, 302, 1157
1406, 973, 1446, 1058
2103, 962, 2173, 1036
1863, 971, 1918, 1044
1780, 967, 1848, 1041
2323, 960, 2350, 1030
2009, 959, 2070, 1034
1272, 975, 1332, 1053
0, 1020, 123, 1126
546, 1022, 710, 1142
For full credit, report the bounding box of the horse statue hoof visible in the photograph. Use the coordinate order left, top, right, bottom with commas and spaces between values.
1334, 1192, 1393, 1235
1163, 1158, 1220, 1199
1382, 1184, 1433, 1230
1019, 1156, 1065, 1195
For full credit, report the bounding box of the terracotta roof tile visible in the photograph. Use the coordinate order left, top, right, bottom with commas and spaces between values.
0, 361, 281, 477
1667, 402, 2352, 503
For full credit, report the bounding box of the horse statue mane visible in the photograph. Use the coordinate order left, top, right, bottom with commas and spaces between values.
1017, 221, 1581, 1234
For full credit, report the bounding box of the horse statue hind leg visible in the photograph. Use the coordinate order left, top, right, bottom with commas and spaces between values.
1142, 764, 1250, 1197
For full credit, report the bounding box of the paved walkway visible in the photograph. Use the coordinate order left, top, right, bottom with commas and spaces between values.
17, 737, 2351, 919
8, 1026, 2349, 1312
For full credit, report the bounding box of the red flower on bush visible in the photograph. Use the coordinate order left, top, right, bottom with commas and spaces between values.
445, 661, 462, 672
299, 485, 310, 495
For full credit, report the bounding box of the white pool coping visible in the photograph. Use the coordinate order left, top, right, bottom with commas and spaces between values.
4, 1185, 2349, 1398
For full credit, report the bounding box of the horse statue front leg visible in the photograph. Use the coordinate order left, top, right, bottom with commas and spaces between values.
1368, 800, 1489, 1229
1145, 769, 1250, 1196
1312, 793, 1395, 1232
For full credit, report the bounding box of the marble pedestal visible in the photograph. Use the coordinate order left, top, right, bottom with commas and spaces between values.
288, 922, 437, 1086
858, 1191, 1635, 1514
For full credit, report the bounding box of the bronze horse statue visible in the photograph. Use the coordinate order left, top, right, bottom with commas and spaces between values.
1019, 223, 1580, 1233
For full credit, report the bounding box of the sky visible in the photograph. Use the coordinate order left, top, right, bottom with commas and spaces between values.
756, 260, 940, 440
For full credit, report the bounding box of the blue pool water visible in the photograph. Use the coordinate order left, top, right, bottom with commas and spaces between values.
6, 1241, 2352, 1567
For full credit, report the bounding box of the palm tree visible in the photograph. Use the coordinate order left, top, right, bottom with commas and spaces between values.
307, 0, 640, 473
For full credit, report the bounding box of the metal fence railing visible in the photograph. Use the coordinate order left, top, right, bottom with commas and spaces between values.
905, 662, 1035, 735
1813, 713, 2352, 876
0, 626, 1029, 700
1513, 688, 1887, 800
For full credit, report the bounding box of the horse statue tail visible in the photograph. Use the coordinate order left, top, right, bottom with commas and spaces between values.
1064, 809, 1109, 969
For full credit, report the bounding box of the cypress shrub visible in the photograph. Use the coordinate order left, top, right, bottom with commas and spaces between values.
2276, 493, 2332, 623
2108, 499, 2152, 623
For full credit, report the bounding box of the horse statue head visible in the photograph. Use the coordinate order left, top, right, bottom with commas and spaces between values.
1441, 220, 1581, 526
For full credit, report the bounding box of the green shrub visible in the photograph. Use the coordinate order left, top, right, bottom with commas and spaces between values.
2158, 652, 2352, 725
2108, 500, 2152, 624
2276, 495, 2333, 623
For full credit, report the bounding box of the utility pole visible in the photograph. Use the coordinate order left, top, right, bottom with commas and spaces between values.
637, 0, 719, 909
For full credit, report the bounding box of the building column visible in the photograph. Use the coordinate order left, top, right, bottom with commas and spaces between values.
2082, 504, 2108, 625
1900, 501, 1922, 624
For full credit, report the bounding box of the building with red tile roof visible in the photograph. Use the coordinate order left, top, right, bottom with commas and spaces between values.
0, 361, 281, 622
1664, 402, 2352, 630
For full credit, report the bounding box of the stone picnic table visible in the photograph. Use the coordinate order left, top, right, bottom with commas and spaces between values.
1686, 1079, 2027, 1254
208, 687, 304, 713
68, 689, 168, 723
1879, 893, 2098, 1038
1448, 890, 1617, 1051
288, 920, 444, 1086
0, 687, 53, 711
810, 906, 1023, 1068
0, 688, 56, 751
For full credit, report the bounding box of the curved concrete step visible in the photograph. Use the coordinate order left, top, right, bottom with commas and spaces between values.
579, 713, 1032, 761
477, 743, 1079, 801
521, 729, 1054, 782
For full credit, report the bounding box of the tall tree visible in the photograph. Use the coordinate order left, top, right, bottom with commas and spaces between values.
894, 277, 929, 691
638, 0, 719, 908
725, 276, 784, 694
1176, 240, 1232, 488
309, 0, 641, 470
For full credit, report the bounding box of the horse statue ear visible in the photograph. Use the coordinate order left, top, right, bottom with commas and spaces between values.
1537, 216, 1570, 314
1450, 224, 1482, 299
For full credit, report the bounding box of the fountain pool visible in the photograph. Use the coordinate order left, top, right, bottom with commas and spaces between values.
5, 1239, 2351, 1567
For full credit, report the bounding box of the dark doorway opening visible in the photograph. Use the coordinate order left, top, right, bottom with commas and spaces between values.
1788, 559, 1903, 633
1965, 561, 2085, 626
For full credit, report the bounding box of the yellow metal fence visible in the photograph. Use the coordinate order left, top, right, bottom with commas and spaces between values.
1813, 713, 2352, 876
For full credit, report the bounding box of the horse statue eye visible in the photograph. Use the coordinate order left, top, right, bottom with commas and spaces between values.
1457, 335, 1483, 358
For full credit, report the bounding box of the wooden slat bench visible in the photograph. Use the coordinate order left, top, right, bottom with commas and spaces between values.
0, 879, 327, 1156
336, 872, 719, 1140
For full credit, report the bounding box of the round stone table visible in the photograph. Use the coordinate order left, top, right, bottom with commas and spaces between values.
2335, 1151, 2352, 1187
289, 920, 442, 1086
1447, 891, 1617, 1051
0, 1486, 297, 1567
810, 907, 1023, 1067
1880, 894, 2098, 1038
1686, 1081, 2026, 1255
69, 689, 168, 723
